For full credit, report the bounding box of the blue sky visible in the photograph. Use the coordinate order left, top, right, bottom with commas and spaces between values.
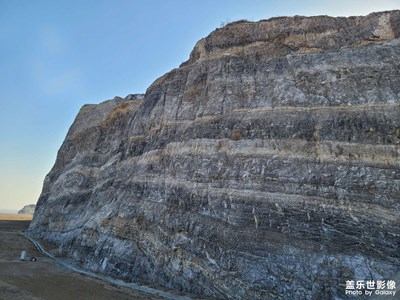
1, 0, 399, 212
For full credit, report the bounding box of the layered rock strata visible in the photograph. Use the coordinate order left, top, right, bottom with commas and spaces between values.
29, 11, 400, 299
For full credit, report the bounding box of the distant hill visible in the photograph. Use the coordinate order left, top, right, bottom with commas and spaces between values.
18, 204, 36, 215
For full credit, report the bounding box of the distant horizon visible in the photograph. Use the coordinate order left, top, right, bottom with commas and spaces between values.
1, 0, 399, 211
0, 203, 36, 214
0, 209, 19, 214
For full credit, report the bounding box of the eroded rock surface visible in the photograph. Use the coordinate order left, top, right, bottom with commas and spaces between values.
29, 11, 400, 299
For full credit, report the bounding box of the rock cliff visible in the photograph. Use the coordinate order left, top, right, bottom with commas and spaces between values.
29, 11, 400, 299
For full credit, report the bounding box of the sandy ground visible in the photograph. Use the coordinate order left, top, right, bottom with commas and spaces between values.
0, 217, 166, 300
0, 214, 33, 221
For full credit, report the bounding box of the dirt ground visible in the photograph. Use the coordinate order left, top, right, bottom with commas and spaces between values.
0, 217, 166, 300
0, 214, 33, 221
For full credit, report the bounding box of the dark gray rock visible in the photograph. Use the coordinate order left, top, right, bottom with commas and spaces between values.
28, 11, 400, 299
125, 93, 145, 100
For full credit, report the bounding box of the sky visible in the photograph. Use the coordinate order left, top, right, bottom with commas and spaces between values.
0, 0, 399, 212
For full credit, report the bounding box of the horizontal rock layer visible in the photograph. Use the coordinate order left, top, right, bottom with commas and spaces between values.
29, 11, 400, 299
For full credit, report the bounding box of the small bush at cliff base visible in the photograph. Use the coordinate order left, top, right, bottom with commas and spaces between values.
231, 128, 242, 141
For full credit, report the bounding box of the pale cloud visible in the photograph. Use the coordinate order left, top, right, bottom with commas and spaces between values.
45, 67, 84, 95
31, 59, 84, 96
29, 27, 85, 96
39, 26, 67, 55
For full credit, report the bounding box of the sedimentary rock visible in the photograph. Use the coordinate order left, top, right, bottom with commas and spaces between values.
29, 11, 400, 299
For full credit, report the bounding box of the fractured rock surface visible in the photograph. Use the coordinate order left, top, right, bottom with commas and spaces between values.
29, 11, 400, 299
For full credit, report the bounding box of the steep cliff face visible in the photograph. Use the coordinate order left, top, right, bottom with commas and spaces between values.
29, 11, 400, 299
